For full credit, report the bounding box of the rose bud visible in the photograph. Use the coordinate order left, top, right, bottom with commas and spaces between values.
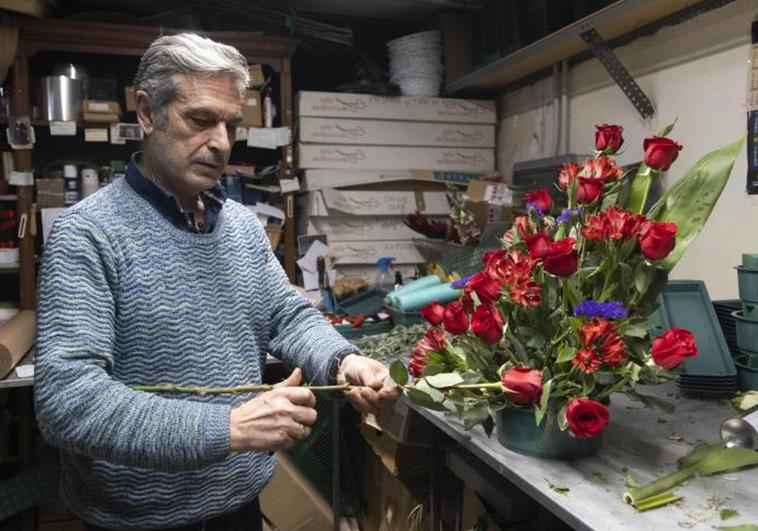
524, 188, 552, 214
651, 328, 698, 369
470, 304, 504, 344
502, 367, 543, 405
638, 221, 677, 261
595, 124, 624, 154
576, 177, 605, 205
565, 398, 610, 439
524, 232, 551, 259
443, 300, 470, 335
643, 136, 682, 171
543, 238, 579, 277
420, 301, 445, 326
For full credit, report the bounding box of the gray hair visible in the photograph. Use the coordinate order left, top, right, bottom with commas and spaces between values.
134, 32, 249, 127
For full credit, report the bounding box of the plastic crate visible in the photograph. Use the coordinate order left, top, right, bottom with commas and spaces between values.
334, 320, 393, 340
335, 288, 387, 316
387, 306, 425, 327
713, 300, 740, 355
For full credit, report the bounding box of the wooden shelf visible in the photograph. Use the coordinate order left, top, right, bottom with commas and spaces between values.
445, 0, 708, 96
0, 195, 17, 201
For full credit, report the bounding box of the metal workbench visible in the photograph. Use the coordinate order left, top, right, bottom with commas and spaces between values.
409, 382, 758, 530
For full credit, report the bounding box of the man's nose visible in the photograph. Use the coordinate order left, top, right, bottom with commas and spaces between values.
207, 121, 232, 154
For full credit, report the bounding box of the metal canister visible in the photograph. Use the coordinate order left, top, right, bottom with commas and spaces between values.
41, 75, 82, 122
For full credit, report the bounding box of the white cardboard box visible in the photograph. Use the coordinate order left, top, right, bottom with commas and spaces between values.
332, 263, 418, 286
305, 217, 445, 241
302, 169, 478, 191
330, 241, 426, 265
298, 117, 495, 148
297, 91, 496, 124
297, 189, 450, 217
298, 145, 495, 172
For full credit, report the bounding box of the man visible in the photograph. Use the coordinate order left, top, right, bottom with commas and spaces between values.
35, 33, 399, 530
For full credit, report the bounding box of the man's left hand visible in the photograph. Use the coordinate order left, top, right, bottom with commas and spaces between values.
337, 354, 400, 413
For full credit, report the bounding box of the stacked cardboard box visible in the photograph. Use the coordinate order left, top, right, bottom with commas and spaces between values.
296, 91, 497, 283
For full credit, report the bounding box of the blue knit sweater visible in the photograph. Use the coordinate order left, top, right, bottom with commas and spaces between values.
34, 177, 356, 529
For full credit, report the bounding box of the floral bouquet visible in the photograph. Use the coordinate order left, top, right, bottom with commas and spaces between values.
392, 123, 743, 445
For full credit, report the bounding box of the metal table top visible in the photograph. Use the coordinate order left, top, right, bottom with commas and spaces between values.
408, 382, 758, 531
0, 350, 34, 390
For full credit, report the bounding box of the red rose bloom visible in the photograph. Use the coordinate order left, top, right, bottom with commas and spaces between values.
576, 177, 605, 205
524, 232, 551, 259
639, 221, 677, 261
643, 136, 682, 171
502, 368, 543, 405
565, 398, 610, 439
408, 328, 448, 376
557, 162, 580, 190
651, 328, 698, 369
420, 301, 445, 326
543, 238, 578, 277
443, 300, 470, 335
524, 188, 552, 214
595, 124, 624, 154
509, 280, 542, 307
467, 271, 504, 303
583, 156, 622, 182
471, 304, 505, 344
573, 347, 601, 373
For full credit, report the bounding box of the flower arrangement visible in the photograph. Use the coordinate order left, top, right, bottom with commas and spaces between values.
395, 123, 743, 443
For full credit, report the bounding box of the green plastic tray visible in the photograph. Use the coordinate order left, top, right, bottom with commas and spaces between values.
737, 266, 758, 303
336, 288, 387, 316
735, 354, 758, 391
335, 320, 392, 340
658, 280, 737, 378
386, 306, 425, 327
733, 310, 758, 354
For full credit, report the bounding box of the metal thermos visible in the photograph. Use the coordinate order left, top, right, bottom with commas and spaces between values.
41, 75, 82, 122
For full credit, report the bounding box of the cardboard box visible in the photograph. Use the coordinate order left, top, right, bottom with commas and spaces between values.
297, 189, 450, 217
241, 89, 262, 127
297, 91, 496, 124
83, 112, 119, 123
465, 200, 513, 233
298, 117, 495, 148
332, 263, 418, 286
329, 241, 426, 265
305, 217, 445, 242
36, 178, 65, 208
260, 453, 332, 530
124, 86, 136, 112
83, 100, 120, 115
466, 179, 512, 205
298, 145, 495, 172
302, 169, 479, 191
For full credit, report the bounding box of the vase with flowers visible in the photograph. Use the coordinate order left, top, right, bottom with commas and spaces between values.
391, 123, 744, 459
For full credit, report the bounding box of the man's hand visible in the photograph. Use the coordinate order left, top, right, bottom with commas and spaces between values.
229, 368, 316, 453
338, 354, 401, 413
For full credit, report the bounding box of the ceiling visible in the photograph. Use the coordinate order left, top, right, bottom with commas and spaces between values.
248, 0, 480, 20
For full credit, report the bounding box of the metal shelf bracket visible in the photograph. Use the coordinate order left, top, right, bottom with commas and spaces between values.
581, 28, 655, 119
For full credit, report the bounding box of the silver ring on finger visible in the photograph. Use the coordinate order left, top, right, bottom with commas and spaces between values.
300, 423, 306, 437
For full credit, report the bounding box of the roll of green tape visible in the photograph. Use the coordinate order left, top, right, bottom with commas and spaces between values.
385, 275, 441, 305
394, 282, 461, 312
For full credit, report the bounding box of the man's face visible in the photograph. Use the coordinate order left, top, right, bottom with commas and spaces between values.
144, 74, 243, 194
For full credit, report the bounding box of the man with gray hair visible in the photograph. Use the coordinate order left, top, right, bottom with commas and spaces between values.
34, 32, 398, 530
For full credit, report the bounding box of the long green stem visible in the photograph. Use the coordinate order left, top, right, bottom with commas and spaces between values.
595, 375, 630, 401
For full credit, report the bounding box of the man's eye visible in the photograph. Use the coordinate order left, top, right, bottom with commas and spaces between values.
193, 118, 212, 128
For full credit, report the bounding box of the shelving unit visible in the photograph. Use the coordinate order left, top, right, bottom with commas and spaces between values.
6, 18, 299, 311
445, 0, 723, 96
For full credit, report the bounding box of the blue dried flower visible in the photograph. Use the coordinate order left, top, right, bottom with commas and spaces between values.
556, 208, 584, 223
451, 275, 473, 288
574, 300, 628, 319
525, 202, 545, 218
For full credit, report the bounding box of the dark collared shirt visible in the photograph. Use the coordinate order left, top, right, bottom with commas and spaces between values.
125, 153, 227, 234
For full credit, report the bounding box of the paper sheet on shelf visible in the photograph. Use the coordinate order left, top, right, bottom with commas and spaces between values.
297, 240, 328, 273
246, 203, 285, 228
15, 365, 34, 378
41, 207, 67, 244
246, 127, 291, 149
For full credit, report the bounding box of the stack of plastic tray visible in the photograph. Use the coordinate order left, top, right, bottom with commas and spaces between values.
657, 281, 738, 398
713, 299, 740, 355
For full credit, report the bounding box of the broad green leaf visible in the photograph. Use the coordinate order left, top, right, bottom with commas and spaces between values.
389, 360, 408, 386
619, 262, 633, 289
461, 371, 483, 385
425, 372, 465, 389
624, 163, 653, 214
462, 403, 490, 430
648, 135, 745, 271
421, 364, 444, 377
535, 379, 553, 426
623, 323, 649, 339
408, 388, 447, 411
556, 345, 577, 363
416, 379, 445, 403
634, 262, 655, 295
720, 509, 739, 521
482, 415, 495, 437
557, 404, 568, 431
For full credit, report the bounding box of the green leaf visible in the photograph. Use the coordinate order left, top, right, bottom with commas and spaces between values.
721, 509, 740, 521
408, 387, 447, 411
557, 404, 568, 431
482, 415, 495, 437
648, 135, 745, 271
545, 478, 570, 496
425, 372, 465, 389
556, 345, 577, 363
462, 403, 490, 430
619, 262, 633, 289
623, 323, 650, 339
634, 262, 655, 295
535, 380, 553, 426
626, 390, 676, 413
624, 163, 653, 214
715, 526, 758, 531
389, 360, 408, 386
421, 364, 444, 377
461, 371, 483, 385
658, 118, 677, 138
624, 473, 640, 489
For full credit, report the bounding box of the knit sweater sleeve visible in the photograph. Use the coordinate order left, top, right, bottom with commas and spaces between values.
34, 212, 231, 471
259, 223, 357, 385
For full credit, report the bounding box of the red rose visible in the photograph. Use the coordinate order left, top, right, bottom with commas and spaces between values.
643, 136, 682, 171
471, 304, 504, 344
595, 124, 624, 154
557, 163, 580, 190
466, 271, 504, 303
408, 328, 447, 377
638, 221, 677, 261
408, 344, 427, 377
443, 300, 469, 335
524, 232, 551, 259
524, 188, 552, 214
502, 367, 543, 405
420, 301, 445, 326
482, 248, 506, 267
542, 238, 578, 277
576, 177, 605, 205
565, 398, 609, 439
583, 156, 622, 182
651, 328, 698, 369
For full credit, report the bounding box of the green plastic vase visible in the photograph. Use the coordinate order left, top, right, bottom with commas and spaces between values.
496, 407, 602, 460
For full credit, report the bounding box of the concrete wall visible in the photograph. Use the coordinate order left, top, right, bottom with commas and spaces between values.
497, 0, 758, 299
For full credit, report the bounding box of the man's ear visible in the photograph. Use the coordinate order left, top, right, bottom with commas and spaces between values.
135, 90, 155, 136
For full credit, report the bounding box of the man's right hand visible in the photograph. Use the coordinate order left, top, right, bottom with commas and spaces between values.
229, 368, 317, 452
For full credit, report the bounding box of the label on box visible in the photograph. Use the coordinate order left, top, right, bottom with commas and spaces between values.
279, 178, 300, 193
49, 121, 76, 136
87, 102, 110, 112
483, 184, 512, 205
84, 128, 109, 142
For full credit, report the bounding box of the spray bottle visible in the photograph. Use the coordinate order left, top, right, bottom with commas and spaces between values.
376, 257, 396, 292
